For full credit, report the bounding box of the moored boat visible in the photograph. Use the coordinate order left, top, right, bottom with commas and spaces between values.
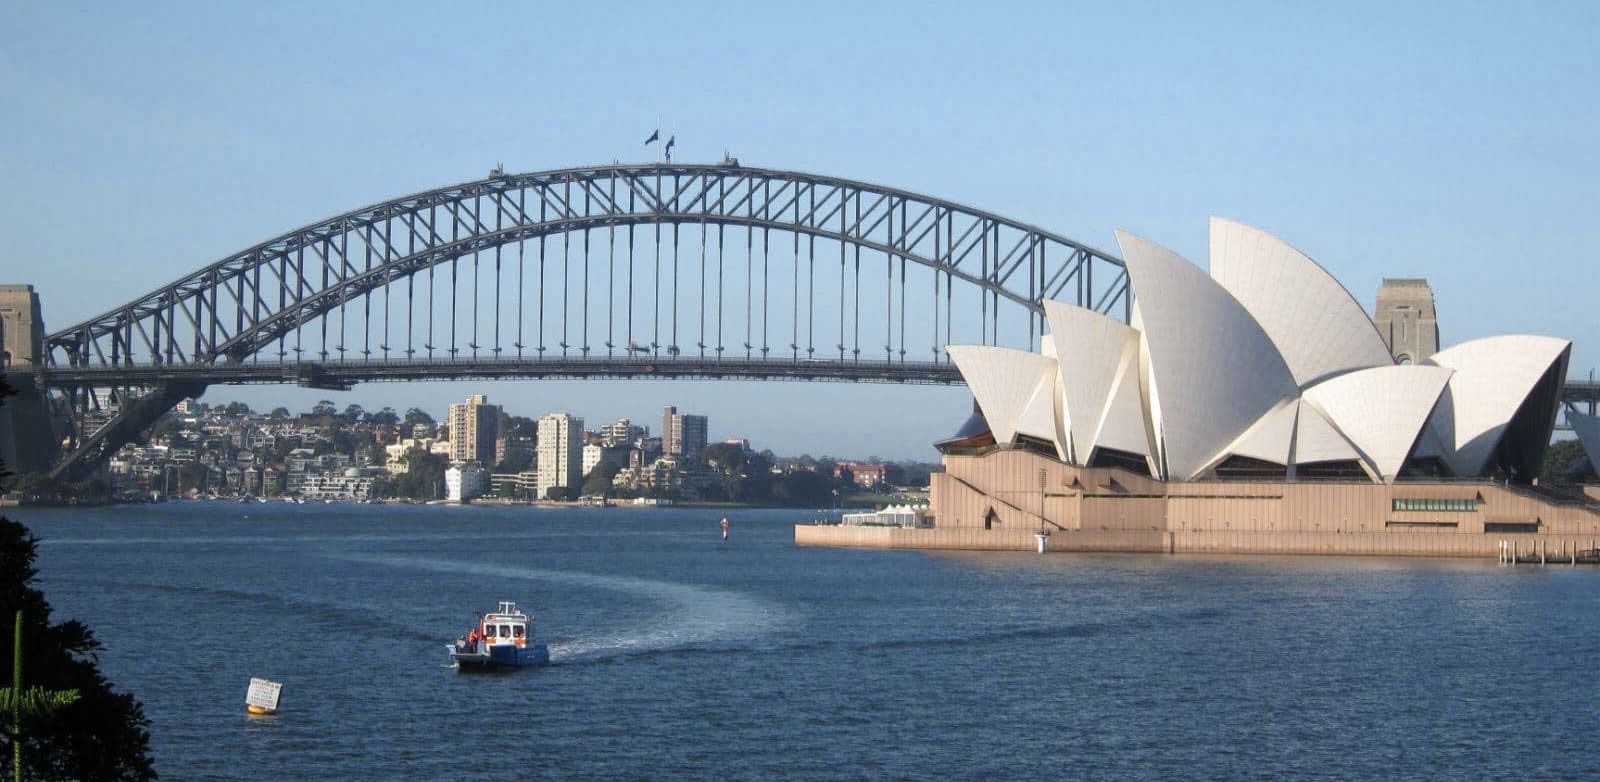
447, 601, 551, 671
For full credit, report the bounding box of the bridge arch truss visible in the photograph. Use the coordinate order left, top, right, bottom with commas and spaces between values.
37, 162, 1131, 479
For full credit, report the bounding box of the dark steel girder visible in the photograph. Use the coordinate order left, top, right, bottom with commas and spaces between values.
45, 163, 1127, 368
204, 213, 1068, 363
39, 357, 963, 388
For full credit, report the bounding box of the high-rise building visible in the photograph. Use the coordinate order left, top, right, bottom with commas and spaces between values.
600, 418, 644, 447
536, 412, 584, 499
447, 394, 502, 465
1374, 279, 1439, 365
661, 405, 709, 460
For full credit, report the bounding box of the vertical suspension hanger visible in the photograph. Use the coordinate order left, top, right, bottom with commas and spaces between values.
448, 203, 458, 356
515, 186, 526, 356
671, 176, 680, 356
492, 193, 502, 357
561, 179, 571, 355
538, 189, 546, 355
582, 181, 590, 355
470, 195, 480, 356
653, 164, 661, 355
607, 174, 616, 356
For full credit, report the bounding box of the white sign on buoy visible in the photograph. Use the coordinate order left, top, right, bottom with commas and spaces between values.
245, 678, 282, 716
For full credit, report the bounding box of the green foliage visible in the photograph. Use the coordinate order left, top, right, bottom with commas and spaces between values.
176, 462, 208, 493
6, 475, 110, 506
502, 416, 538, 438
774, 469, 831, 507
0, 518, 155, 781
1541, 438, 1592, 482
367, 406, 400, 426
896, 462, 939, 488
390, 451, 448, 499
544, 486, 575, 501
403, 407, 435, 427
2, 687, 82, 730
582, 461, 621, 495
494, 449, 533, 474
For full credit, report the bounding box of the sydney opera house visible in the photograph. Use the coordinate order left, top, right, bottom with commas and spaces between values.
800, 218, 1600, 559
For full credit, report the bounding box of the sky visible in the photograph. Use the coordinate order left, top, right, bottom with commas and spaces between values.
3, 1, 1597, 459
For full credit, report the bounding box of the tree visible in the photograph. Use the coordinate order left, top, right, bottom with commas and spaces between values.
342, 403, 365, 423
311, 400, 338, 417
177, 462, 208, 494
775, 469, 831, 507
403, 408, 435, 428
390, 451, 448, 500
582, 461, 621, 496
222, 401, 251, 416
494, 449, 533, 474
368, 407, 400, 426
269, 406, 291, 420
502, 416, 538, 439
5, 609, 82, 782
1541, 439, 1591, 482
1, 518, 155, 781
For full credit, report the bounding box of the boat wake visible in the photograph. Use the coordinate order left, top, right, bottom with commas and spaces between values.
328, 553, 792, 664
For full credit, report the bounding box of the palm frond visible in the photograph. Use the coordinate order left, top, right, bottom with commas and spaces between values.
0, 685, 82, 724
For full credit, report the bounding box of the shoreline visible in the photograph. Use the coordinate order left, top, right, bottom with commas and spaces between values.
795, 524, 1600, 562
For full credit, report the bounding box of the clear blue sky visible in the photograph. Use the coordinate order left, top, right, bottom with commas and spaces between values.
3, 1, 1596, 459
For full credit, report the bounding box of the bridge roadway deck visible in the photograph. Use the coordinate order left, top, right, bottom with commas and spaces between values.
27, 356, 966, 387
23, 364, 1600, 398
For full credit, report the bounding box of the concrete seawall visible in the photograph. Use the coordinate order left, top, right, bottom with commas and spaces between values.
795, 525, 1600, 560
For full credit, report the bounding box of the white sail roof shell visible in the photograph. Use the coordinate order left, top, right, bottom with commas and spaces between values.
1094, 337, 1154, 469
1115, 230, 1298, 480
947, 345, 1058, 448
1302, 365, 1454, 482
1217, 399, 1298, 467
1290, 399, 1364, 466
1423, 335, 1572, 477
1208, 218, 1393, 388
1044, 301, 1144, 464
1015, 368, 1063, 454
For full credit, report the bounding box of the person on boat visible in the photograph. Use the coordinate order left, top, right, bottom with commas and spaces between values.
720, 517, 729, 542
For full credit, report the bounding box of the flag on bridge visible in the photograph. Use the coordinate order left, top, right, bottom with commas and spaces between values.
665, 134, 676, 162
644, 129, 660, 145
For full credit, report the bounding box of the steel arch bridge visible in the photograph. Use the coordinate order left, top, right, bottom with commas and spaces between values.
32, 162, 1133, 480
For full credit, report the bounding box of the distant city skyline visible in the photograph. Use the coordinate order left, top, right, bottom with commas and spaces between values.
6, 2, 1595, 460
198, 383, 921, 463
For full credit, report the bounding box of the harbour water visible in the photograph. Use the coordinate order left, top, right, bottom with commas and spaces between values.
12, 503, 1600, 780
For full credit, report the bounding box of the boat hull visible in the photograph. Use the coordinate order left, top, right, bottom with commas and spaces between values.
448, 643, 550, 671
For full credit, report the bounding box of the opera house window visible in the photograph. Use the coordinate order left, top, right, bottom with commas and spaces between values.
1391, 498, 1478, 513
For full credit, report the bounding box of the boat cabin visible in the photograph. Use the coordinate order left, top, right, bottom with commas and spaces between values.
479, 601, 530, 649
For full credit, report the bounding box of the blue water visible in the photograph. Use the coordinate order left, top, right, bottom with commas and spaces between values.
12, 503, 1600, 780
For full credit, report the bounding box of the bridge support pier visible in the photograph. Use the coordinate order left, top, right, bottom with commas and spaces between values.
0, 372, 55, 476
1, 284, 54, 477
